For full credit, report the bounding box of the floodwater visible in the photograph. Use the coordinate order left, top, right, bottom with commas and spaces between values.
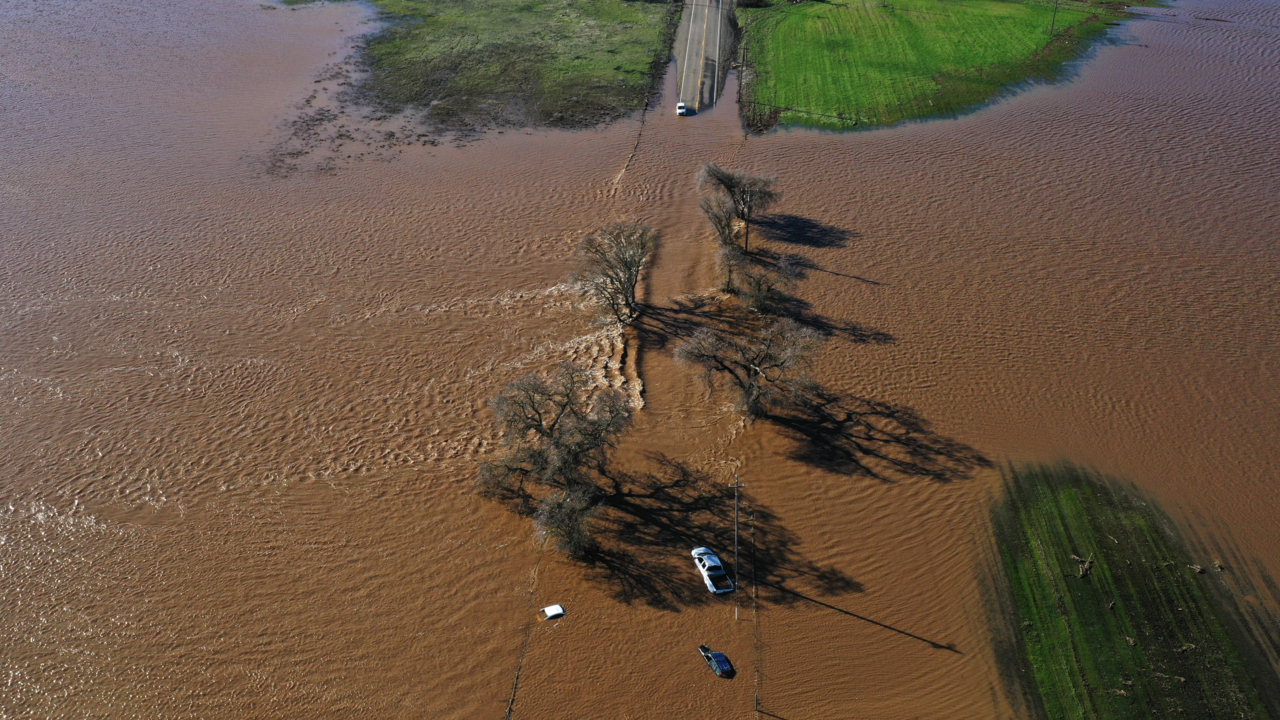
1, 0, 1278, 717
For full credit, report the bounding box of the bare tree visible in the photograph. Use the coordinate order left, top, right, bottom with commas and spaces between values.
738, 261, 798, 313
574, 222, 660, 326
717, 244, 747, 295
735, 177, 780, 253
478, 363, 631, 499
534, 485, 599, 557
702, 195, 741, 290
701, 162, 745, 200
700, 163, 781, 252
700, 195, 738, 248
675, 318, 822, 417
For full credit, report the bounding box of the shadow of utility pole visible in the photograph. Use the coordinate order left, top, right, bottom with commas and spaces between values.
765, 583, 962, 653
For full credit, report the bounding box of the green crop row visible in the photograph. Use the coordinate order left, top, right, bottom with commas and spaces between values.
994, 464, 1271, 719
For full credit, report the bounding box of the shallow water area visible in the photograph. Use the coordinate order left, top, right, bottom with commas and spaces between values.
2, 0, 1279, 717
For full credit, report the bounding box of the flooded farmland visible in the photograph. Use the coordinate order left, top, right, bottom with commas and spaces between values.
1, 0, 1277, 717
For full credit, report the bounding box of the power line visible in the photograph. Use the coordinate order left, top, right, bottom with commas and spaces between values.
729, 475, 745, 599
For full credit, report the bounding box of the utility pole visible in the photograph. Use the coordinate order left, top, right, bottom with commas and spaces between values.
729, 475, 745, 591
1050, 0, 1060, 34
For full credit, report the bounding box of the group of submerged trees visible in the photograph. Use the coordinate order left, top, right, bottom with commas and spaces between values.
476, 221, 658, 555
478, 162, 825, 557
684, 162, 822, 417
477, 361, 631, 555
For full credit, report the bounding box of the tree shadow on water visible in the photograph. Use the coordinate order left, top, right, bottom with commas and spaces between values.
631, 295, 754, 351
581, 454, 965, 653
583, 453, 863, 610
750, 290, 895, 346
756, 214, 858, 249
633, 282, 893, 352
748, 245, 883, 287
768, 385, 991, 484
753, 215, 883, 286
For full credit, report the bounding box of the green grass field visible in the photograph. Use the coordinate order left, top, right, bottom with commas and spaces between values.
738, 0, 1120, 129
338, 0, 676, 128
994, 464, 1271, 719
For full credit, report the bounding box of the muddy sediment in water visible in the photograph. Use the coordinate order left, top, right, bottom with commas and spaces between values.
1, 0, 1278, 717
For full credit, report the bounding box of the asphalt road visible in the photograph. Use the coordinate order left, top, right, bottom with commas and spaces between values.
673, 0, 734, 112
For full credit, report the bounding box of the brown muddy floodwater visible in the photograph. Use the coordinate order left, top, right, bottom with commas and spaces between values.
1, 0, 1278, 717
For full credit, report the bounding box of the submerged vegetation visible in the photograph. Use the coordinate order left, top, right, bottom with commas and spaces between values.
699, 163, 781, 253
995, 464, 1273, 719
738, 0, 1124, 130
478, 361, 632, 556
348, 0, 678, 130
676, 318, 822, 418
476, 166, 987, 600
574, 222, 660, 327
477, 222, 657, 556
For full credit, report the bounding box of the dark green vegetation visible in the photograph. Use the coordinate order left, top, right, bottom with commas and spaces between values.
995, 464, 1272, 719
737, 0, 1125, 130
347, 0, 677, 129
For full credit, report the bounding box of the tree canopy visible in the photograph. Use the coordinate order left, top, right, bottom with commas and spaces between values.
479, 362, 631, 499
574, 222, 660, 326
675, 318, 822, 417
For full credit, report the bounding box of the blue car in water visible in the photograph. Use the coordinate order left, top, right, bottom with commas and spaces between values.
698, 645, 735, 678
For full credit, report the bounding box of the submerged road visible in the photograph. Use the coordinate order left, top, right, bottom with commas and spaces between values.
673, 0, 735, 112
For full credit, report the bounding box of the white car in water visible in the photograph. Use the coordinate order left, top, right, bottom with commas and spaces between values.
691, 547, 734, 594
676, 102, 690, 116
